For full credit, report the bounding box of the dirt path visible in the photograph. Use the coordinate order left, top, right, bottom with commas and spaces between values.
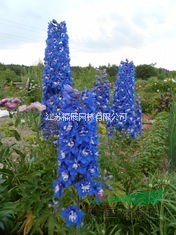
142, 114, 154, 131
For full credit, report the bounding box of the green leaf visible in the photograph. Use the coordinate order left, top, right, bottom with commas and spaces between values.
10, 129, 21, 141
4, 129, 21, 141
13, 148, 25, 158
15, 117, 21, 127
48, 215, 55, 235
0, 168, 14, 176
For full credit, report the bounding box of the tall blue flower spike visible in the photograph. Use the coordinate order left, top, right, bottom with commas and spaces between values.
41, 20, 72, 139
53, 85, 102, 227
93, 68, 110, 115
107, 59, 142, 138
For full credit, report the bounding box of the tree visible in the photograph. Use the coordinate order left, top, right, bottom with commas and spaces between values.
135, 64, 157, 80
0, 69, 18, 84
106, 64, 118, 77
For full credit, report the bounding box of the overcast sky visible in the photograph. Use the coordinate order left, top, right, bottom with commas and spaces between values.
0, 0, 176, 70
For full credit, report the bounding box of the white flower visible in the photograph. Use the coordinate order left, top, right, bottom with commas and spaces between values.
81, 182, 90, 192
55, 185, 60, 193
69, 211, 77, 222
62, 172, 69, 181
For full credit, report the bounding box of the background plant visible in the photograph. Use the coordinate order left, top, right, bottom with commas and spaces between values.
168, 101, 176, 170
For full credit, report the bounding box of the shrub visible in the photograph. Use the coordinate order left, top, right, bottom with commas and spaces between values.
135, 64, 157, 80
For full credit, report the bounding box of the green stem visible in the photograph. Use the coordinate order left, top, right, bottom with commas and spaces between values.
130, 207, 135, 235
76, 195, 80, 235
107, 135, 113, 159
159, 201, 164, 235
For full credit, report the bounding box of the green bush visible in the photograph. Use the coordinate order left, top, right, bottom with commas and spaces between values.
135, 64, 157, 80
145, 77, 175, 93
136, 111, 169, 174
168, 101, 176, 170
140, 96, 159, 113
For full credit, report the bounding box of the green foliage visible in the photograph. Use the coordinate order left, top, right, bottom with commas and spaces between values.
98, 64, 117, 84
72, 64, 117, 90
98, 111, 169, 198
157, 67, 171, 80
135, 64, 157, 80
72, 65, 96, 90
144, 77, 175, 93
0, 197, 16, 234
140, 95, 159, 114
168, 101, 176, 170
1, 62, 176, 234
136, 112, 169, 174
106, 64, 118, 78
144, 172, 176, 235
0, 127, 64, 234
0, 69, 18, 84
156, 93, 172, 113
0, 63, 29, 86
23, 80, 42, 103
0, 62, 42, 102
0, 124, 21, 141
95, 112, 170, 234
136, 77, 175, 114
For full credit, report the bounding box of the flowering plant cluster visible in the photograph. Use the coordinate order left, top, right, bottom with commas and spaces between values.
0, 97, 21, 110
53, 85, 103, 226
41, 19, 72, 139
107, 60, 142, 138
39, 19, 142, 229
93, 68, 110, 115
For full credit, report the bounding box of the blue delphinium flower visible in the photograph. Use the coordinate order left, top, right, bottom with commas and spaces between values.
108, 59, 138, 137
75, 178, 102, 198
53, 179, 64, 198
61, 205, 85, 227
41, 20, 72, 139
57, 85, 101, 192
93, 68, 110, 115
54, 85, 102, 227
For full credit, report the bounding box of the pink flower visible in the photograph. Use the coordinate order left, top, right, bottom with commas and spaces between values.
18, 105, 28, 113
96, 189, 105, 200
28, 102, 46, 111
0, 98, 10, 105
5, 102, 17, 109
11, 98, 22, 103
